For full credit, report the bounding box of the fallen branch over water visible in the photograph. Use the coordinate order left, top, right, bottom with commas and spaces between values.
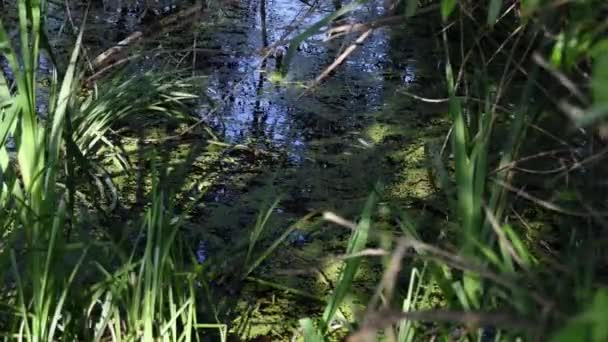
302, 4, 439, 94
326, 4, 439, 39
304, 28, 373, 93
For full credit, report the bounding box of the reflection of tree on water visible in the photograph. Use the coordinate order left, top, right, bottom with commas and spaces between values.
206, 0, 401, 146
251, 0, 269, 139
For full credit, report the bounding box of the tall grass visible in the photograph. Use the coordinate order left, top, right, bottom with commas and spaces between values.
87, 162, 203, 341
0, 2, 84, 338
0, 2, 221, 340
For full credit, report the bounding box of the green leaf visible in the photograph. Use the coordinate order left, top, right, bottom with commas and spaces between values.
592, 55, 608, 104
441, 0, 457, 21
321, 192, 376, 331
576, 104, 608, 127
502, 224, 533, 267
49, 24, 85, 164
244, 211, 320, 278
520, 0, 540, 15
552, 323, 589, 342
550, 33, 565, 67
487, 0, 502, 26
590, 39, 608, 59
463, 272, 482, 308
552, 289, 608, 342
245, 197, 282, 268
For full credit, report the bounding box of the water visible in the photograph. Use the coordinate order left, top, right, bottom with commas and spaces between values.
196, 0, 441, 218
189, 1, 445, 336
204, 0, 396, 147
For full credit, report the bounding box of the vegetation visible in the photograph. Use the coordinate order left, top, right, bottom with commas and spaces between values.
1, 0, 608, 340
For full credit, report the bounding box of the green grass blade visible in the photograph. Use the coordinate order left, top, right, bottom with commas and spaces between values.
245, 197, 281, 268
48, 248, 89, 339
321, 191, 376, 331
160, 298, 192, 337
244, 211, 320, 278
488, 0, 503, 26
48, 18, 85, 167
10, 250, 32, 340
300, 318, 323, 342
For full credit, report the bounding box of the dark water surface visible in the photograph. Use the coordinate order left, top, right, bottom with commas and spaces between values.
189, 0, 446, 337
197, 0, 443, 219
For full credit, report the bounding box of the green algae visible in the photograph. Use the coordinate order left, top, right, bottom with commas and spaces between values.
365, 122, 407, 144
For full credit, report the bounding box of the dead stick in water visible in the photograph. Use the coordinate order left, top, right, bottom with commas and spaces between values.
300, 28, 373, 96
88, 2, 205, 78
85, 57, 135, 86
90, 32, 144, 70
298, 4, 439, 95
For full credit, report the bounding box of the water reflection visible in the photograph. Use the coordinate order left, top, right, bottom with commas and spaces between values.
205, 0, 403, 162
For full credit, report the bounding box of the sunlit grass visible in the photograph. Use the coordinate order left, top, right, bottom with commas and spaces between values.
0, 2, 219, 340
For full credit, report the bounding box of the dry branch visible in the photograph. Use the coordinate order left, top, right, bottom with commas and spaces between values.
87, 2, 206, 83
326, 4, 439, 38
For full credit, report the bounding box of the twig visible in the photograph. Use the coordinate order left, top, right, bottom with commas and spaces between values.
532, 52, 588, 105
85, 56, 136, 85
326, 4, 439, 37
483, 205, 525, 267
491, 148, 573, 174
349, 309, 538, 342
366, 239, 408, 311
399, 238, 556, 310
494, 179, 608, 217
87, 3, 205, 80
302, 28, 373, 95
91, 31, 144, 70
323, 211, 358, 230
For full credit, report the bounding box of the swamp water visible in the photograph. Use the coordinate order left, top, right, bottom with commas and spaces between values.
193, 2, 450, 337
9, 0, 450, 338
